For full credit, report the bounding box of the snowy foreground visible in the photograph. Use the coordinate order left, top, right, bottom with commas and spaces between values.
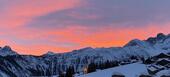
77, 63, 148, 77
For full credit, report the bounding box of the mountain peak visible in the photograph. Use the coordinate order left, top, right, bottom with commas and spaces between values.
156, 33, 166, 40
146, 33, 167, 44
2, 45, 12, 51
124, 39, 144, 47
80, 47, 93, 50
44, 51, 56, 56
0, 45, 17, 56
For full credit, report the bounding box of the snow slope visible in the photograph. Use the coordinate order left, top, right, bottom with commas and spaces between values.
77, 63, 148, 77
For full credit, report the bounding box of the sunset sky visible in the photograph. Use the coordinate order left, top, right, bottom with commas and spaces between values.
0, 0, 170, 55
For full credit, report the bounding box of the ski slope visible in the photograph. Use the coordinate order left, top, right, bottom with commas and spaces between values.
77, 63, 148, 77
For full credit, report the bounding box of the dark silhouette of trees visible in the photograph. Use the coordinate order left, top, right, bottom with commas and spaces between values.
130, 56, 138, 60
87, 60, 119, 73
141, 57, 145, 63
58, 66, 75, 77
65, 66, 75, 77
139, 74, 152, 77
112, 74, 125, 77
143, 58, 154, 64
87, 63, 96, 73
58, 69, 65, 77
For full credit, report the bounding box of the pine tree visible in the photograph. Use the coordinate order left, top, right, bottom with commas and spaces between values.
65, 66, 75, 77
111, 61, 119, 67
105, 60, 111, 69
141, 57, 145, 63
58, 69, 65, 77
87, 63, 96, 73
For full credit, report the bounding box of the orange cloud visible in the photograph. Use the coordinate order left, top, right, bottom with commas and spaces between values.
37, 24, 170, 52
1, 23, 170, 55
1, 0, 170, 55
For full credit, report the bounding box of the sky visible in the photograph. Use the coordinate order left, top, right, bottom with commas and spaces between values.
0, 0, 170, 55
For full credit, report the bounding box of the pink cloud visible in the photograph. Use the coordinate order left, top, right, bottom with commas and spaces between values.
0, 0, 82, 28
1, 0, 170, 55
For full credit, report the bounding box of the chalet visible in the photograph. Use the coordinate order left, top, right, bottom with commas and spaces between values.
154, 53, 170, 59
147, 65, 164, 75
156, 59, 170, 66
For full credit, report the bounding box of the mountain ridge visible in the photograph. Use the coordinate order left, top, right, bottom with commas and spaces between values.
0, 33, 170, 77
0, 33, 168, 56
42, 33, 170, 56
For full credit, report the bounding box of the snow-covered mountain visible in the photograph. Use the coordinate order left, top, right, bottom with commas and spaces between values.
0, 46, 18, 56
0, 33, 170, 77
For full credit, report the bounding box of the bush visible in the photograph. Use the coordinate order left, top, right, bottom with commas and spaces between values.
112, 72, 125, 77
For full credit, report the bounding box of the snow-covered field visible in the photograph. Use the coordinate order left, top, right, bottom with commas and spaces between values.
76, 63, 148, 77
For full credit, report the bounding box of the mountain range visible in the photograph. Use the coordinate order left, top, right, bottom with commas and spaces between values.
0, 33, 170, 77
